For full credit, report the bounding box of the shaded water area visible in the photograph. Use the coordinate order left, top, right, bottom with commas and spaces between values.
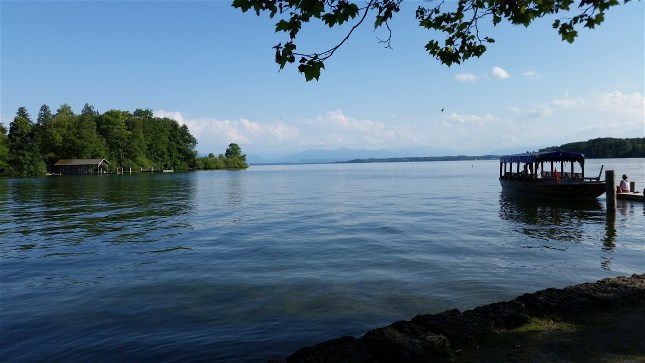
1, 159, 643, 362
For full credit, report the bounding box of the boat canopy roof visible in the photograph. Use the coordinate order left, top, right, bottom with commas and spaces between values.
499, 151, 585, 164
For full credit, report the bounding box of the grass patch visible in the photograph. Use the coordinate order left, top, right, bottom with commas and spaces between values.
509, 317, 575, 334
452, 317, 580, 362
481, 317, 576, 347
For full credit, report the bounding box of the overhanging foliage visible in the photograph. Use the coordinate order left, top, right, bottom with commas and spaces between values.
233, 0, 629, 81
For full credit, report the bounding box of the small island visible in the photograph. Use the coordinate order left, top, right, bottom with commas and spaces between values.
0, 105, 248, 177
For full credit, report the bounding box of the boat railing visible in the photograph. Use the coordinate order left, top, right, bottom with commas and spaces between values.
504, 170, 589, 183
583, 165, 604, 182
561, 172, 583, 180
503, 171, 541, 181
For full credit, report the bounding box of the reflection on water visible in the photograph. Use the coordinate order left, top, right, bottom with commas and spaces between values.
1, 174, 197, 256
616, 198, 644, 218
604, 212, 616, 249
226, 172, 244, 207
499, 193, 603, 244
602, 211, 617, 270
497, 193, 643, 271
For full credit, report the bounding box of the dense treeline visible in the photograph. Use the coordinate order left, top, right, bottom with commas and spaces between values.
0, 104, 248, 176
195, 143, 249, 170
539, 137, 645, 158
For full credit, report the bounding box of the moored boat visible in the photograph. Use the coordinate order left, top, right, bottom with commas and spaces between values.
499, 151, 606, 199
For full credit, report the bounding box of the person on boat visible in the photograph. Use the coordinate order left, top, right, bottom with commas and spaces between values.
619, 174, 630, 193
553, 169, 560, 184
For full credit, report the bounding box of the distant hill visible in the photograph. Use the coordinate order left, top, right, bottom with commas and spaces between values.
539, 137, 645, 158
342, 155, 500, 163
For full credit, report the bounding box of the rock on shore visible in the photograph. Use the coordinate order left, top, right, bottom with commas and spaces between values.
270, 274, 645, 363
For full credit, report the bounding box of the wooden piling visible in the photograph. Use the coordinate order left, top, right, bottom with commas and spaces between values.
606, 170, 616, 211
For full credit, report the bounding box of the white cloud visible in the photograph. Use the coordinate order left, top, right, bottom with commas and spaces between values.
153, 110, 298, 154
591, 91, 645, 116
154, 110, 184, 124
304, 110, 420, 147
455, 73, 479, 82
491, 66, 510, 79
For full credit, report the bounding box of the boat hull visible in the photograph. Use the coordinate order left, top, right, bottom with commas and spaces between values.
499, 179, 606, 199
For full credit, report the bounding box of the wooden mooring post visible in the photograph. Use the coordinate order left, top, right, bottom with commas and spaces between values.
606, 170, 616, 212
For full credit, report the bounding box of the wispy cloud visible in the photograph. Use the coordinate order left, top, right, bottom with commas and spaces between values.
522, 70, 541, 80
455, 73, 479, 82
455, 67, 510, 82
517, 91, 644, 119
526, 98, 584, 118
446, 112, 497, 124
304, 110, 421, 147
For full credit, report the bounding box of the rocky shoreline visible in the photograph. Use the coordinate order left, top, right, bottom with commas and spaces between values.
270, 274, 645, 362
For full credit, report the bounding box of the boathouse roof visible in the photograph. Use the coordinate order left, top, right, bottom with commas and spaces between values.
500, 151, 585, 164
54, 159, 110, 166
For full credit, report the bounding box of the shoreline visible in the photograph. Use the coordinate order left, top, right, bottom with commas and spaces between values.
269, 274, 645, 362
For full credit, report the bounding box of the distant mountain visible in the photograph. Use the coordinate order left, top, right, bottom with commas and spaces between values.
277, 148, 399, 163
253, 146, 460, 164
245, 153, 268, 164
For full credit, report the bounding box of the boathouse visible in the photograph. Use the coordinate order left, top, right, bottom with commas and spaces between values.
53, 159, 110, 175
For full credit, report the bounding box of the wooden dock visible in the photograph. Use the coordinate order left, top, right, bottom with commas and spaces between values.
617, 192, 645, 202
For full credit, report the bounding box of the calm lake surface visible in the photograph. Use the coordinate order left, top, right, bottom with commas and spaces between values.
1, 159, 644, 362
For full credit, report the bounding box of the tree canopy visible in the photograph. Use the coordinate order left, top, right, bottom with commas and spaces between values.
232, 0, 630, 81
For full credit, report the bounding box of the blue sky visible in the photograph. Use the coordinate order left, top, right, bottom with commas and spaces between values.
2, 0, 643, 158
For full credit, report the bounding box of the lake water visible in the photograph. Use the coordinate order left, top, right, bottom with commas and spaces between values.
1, 159, 643, 362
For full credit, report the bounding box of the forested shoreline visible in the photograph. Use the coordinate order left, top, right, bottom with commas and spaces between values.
539, 137, 645, 158
0, 104, 248, 176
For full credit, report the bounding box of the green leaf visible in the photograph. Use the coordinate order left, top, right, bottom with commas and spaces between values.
231, 0, 253, 12
322, 13, 337, 27
299, 60, 325, 81
275, 19, 290, 32
594, 12, 605, 25
374, 15, 384, 28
